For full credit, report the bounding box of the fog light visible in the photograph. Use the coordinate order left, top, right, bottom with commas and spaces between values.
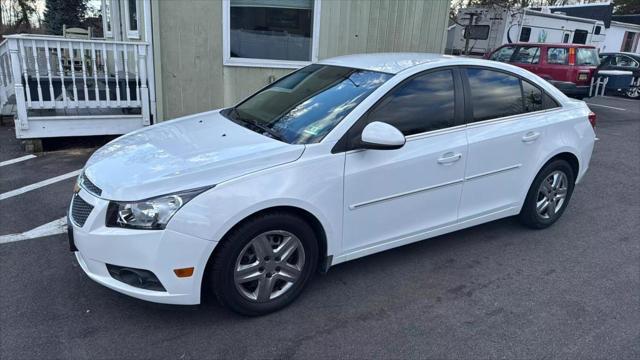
106, 264, 166, 292
173, 267, 194, 278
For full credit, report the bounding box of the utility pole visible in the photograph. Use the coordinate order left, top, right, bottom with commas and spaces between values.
463, 12, 478, 56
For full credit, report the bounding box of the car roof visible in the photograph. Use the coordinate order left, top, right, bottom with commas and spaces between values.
499, 43, 596, 49
599, 52, 640, 58
318, 53, 459, 74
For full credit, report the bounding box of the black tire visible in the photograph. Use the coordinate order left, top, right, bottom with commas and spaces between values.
518, 159, 575, 229
208, 212, 318, 316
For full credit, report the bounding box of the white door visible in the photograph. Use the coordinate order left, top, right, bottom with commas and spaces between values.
341, 69, 467, 253
458, 67, 558, 221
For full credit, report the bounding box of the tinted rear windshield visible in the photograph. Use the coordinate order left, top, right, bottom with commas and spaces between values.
225, 64, 392, 144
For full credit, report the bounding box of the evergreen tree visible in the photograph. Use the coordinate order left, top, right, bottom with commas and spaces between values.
43, 0, 88, 35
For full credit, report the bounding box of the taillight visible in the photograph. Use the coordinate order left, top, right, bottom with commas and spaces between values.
569, 47, 576, 65
588, 111, 596, 128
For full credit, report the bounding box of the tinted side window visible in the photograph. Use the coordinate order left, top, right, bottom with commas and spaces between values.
490, 46, 515, 62
513, 46, 540, 64
367, 70, 456, 136
573, 30, 588, 44
520, 27, 531, 42
547, 48, 568, 64
522, 81, 558, 112
466, 68, 523, 122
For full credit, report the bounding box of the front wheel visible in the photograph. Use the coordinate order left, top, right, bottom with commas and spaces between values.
519, 160, 575, 229
208, 212, 318, 316
626, 86, 639, 99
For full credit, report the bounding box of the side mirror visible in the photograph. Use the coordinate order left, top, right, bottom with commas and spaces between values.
359, 121, 405, 150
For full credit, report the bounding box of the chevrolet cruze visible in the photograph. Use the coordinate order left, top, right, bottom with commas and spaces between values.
69, 53, 596, 315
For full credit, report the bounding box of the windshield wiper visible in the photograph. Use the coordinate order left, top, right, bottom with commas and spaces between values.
230, 108, 286, 143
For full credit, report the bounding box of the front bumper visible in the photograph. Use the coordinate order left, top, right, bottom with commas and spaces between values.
68, 189, 217, 305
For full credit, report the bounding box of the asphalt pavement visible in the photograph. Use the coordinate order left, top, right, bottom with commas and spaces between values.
0, 96, 638, 359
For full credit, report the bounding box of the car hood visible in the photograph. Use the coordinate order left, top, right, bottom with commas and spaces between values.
83, 110, 305, 200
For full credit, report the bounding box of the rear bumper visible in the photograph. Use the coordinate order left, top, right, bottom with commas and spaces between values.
548, 81, 590, 98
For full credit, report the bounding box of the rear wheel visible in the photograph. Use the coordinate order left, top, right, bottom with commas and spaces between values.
519, 160, 575, 229
626, 86, 639, 99
208, 212, 318, 316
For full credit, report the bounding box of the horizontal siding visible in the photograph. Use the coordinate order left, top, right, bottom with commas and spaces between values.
318, 0, 450, 58
154, 0, 224, 120
154, 0, 450, 120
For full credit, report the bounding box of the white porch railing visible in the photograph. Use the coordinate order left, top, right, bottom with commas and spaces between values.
0, 34, 152, 139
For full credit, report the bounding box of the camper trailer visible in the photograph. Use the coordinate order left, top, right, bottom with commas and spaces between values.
448, 6, 606, 56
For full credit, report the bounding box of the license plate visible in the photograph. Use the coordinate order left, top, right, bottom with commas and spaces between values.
67, 217, 78, 252
578, 73, 588, 81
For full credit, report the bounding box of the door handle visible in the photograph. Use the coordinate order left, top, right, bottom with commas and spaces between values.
522, 131, 541, 143
437, 152, 462, 165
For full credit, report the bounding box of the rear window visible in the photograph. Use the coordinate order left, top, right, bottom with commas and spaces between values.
464, 25, 490, 40
547, 48, 568, 64
576, 48, 599, 66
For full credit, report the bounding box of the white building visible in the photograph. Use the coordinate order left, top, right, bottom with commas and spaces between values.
601, 20, 640, 54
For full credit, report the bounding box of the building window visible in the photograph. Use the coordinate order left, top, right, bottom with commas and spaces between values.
124, 0, 140, 39
223, 0, 321, 68
519, 27, 531, 42
103, 0, 113, 37
573, 30, 588, 44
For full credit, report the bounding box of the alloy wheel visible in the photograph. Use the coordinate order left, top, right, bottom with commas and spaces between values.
536, 170, 568, 219
234, 230, 305, 302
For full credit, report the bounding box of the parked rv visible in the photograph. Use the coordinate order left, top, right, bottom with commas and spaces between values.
487, 43, 600, 99
448, 7, 605, 56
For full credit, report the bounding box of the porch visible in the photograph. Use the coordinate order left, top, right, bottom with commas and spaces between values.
0, 34, 152, 139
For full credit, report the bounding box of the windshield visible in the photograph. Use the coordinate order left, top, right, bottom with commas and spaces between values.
224, 64, 393, 144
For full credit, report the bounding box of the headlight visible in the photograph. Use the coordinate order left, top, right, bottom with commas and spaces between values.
106, 187, 212, 230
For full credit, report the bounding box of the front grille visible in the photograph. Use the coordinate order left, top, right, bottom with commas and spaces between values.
71, 194, 94, 227
81, 175, 102, 196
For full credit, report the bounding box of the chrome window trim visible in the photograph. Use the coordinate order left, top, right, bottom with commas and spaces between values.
405, 124, 466, 142
349, 178, 464, 210
465, 107, 565, 129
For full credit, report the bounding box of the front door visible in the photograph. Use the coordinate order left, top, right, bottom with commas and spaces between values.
341, 69, 467, 254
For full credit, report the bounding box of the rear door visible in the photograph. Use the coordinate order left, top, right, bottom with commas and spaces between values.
459, 67, 559, 220
539, 47, 570, 82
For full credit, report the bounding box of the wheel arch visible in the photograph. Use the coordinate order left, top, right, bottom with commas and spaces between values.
519, 150, 580, 212
547, 151, 579, 179
201, 205, 330, 301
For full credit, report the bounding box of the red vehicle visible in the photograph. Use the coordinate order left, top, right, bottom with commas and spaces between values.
486, 43, 600, 99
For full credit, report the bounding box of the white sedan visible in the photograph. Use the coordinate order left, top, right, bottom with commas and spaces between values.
69, 53, 596, 315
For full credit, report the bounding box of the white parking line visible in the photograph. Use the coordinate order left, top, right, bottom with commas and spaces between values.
586, 103, 627, 111
0, 154, 36, 167
0, 217, 67, 244
0, 169, 81, 201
